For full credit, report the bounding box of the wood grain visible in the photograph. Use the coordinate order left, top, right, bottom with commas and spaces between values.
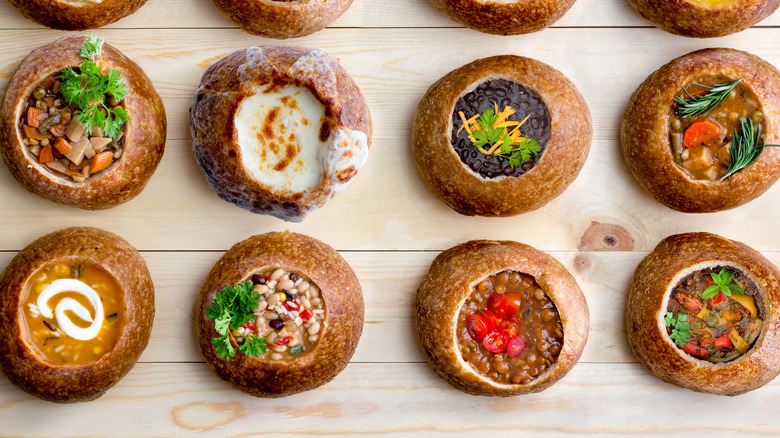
2, 0, 780, 435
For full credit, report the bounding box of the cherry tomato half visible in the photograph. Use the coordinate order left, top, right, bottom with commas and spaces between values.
483, 330, 509, 353
504, 292, 522, 316
499, 318, 519, 338
466, 313, 491, 342
507, 336, 528, 358
487, 293, 508, 319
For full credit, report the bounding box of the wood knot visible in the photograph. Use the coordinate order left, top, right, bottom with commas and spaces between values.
578, 221, 635, 251
573, 253, 592, 275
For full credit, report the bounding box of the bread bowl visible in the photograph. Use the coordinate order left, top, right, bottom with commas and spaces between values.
211, 0, 353, 39
0, 227, 155, 403
0, 35, 167, 210
190, 45, 371, 222
7, 0, 149, 30
197, 231, 364, 397
626, 232, 780, 396
621, 48, 780, 213
427, 0, 578, 35
415, 240, 589, 396
628, 0, 779, 38
412, 55, 591, 216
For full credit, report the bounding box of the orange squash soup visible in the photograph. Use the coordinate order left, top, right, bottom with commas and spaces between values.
21, 263, 124, 365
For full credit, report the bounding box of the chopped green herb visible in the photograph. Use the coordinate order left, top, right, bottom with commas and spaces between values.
498, 137, 541, 168
674, 80, 741, 118
59, 35, 130, 140
289, 346, 304, 355
206, 280, 267, 360
665, 312, 691, 347
702, 267, 745, 299
721, 118, 780, 180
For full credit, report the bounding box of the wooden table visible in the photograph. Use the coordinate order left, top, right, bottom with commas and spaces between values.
2, 0, 780, 435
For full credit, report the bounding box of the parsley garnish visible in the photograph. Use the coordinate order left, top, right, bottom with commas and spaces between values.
206, 280, 267, 360
702, 267, 744, 299
498, 137, 541, 168
665, 312, 691, 347
59, 35, 130, 140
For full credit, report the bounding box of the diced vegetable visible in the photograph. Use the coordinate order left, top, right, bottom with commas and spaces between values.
89, 151, 113, 174
53, 137, 71, 154
731, 293, 758, 318
682, 342, 709, 359
65, 119, 85, 143
729, 328, 750, 354
38, 146, 54, 163
22, 125, 47, 140
683, 119, 721, 148
714, 333, 734, 350
27, 107, 47, 129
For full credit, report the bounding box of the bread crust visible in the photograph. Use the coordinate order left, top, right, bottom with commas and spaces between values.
415, 240, 589, 396
7, 0, 148, 30
190, 45, 371, 221
621, 48, 780, 213
197, 231, 364, 397
412, 55, 591, 217
0, 227, 155, 403
0, 35, 167, 210
626, 232, 780, 396
212, 0, 354, 39
629, 0, 779, 38
427, 0, 577, 35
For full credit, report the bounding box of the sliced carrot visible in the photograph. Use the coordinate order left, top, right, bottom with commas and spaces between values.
26, 107, 47, 129
39, 146, 54, 164
683, 119, 721, 149
22, 125, 47, 140
89, 151, 113, 174
65, 169, 84, 178
53, 137, 71, 154
48, 123, 66, 138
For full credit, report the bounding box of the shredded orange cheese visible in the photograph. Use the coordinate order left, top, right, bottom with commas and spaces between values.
457, 104, 532, 156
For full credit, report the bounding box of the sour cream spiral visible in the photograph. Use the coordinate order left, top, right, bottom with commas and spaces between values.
37, 279, 104, 341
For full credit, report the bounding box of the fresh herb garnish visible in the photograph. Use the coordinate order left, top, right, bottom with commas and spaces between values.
674, 80, 741, 118
702, 267, 745, 299
665, 312, 691, 347
721, 118, 780, 180
458, 105, 540, 169
206, 280, 267, 360
59, 35, 130, 140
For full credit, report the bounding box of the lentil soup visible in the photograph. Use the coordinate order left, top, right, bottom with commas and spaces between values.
665, 265, 763, 362
237, 267, 326, 361
669, 74, 764, 180
457, 270, 563, 385
21, 262, 124, 365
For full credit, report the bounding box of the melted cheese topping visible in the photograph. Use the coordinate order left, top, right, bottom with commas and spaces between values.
235, 84, 369, 199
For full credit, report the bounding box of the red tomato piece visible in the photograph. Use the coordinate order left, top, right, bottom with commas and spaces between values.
715, 333, 734, 350
711, 291, 725, 305
466, 313, 490, 342
274, 336, 294, 346
506, 336, 527, 358
300, 309, 312, 321
486, 293, 508, 319
283, 301, 301, 311
682, 342, 709, 359
483, 330, 509, 353
504, 292, 522, 316
499, 318, 519, 338
243, 320, 256, 330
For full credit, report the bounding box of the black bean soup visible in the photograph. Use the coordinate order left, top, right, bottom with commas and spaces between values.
451, 79, 550, 178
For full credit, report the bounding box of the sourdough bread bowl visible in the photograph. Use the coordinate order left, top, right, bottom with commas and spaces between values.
211, 0, 354, 39
190, 44, 371, 222
413, 55, 591, 216
427, 0, 578, 35
628, 0, 779, 38
626, 232, 780, 396
0, 227, 155, 403
621, 48, 780, 213
0, 35, 167, 210
6, 0, 149, 30
415, 240, 589, 396
197, 231, 364, 397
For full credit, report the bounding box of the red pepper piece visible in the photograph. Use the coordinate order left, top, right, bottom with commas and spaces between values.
300, 309, 312, 321
274, 336, 294, 346
682, 342, 709, 359
284, 301, 300, 311
711, 291, 725, 305
715, 333, 734, 350
243, 320, 256, 330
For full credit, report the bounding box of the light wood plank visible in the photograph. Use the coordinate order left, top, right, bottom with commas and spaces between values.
3, 361, 780, 436
1, 29, 780, 252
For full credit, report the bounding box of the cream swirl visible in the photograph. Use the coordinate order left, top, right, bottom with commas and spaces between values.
37, 279, 104, 341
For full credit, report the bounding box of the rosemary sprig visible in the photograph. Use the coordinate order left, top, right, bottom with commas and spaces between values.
722, 117, 780, 180
674, 80, 741, 118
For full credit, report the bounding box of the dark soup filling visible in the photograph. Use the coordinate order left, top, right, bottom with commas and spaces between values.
457, 270, 563, 385
451, 79, 550, 179
665, 265, 763, 362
